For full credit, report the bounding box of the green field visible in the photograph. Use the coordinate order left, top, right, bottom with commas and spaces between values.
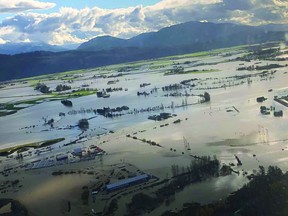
0, 138, 65, 156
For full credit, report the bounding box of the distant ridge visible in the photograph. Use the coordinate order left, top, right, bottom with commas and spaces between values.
0, 42, 67, 55
78, 36, 127, 51
77, 21, 287, 52
0, 21, 287, 81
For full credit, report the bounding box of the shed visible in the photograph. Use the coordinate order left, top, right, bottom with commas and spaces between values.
106, 174, 149, 192
56, 154, 68, 161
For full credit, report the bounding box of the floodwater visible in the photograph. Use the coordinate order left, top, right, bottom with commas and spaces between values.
1, 48, 288, 214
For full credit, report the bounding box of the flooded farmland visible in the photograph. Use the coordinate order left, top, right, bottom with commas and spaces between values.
1, 44, 288, 215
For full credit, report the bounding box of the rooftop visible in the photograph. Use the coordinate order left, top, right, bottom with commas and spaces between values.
106, 174, 149, 190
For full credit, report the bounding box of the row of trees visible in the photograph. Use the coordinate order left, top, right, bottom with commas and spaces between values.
35, 83, 72, 93
171, 156, 220, 179
126, 156, 221, 215
34, 83, 50, 93
162, 165, 287, 216
55, 84, 71, 92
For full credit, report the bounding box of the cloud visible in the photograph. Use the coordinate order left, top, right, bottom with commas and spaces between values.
0, 0, 55, 13
0, 0, 287, 45
0, 38, 6, 44
0, 26, 16, 43
150, 0, 222, 10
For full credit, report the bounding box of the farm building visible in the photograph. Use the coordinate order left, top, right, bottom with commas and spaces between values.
106, 174, 150, 192
73, 148, 82, 157
56, 154, 68, 161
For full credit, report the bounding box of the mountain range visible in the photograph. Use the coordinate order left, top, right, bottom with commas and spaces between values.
0, 42, 68, 55
0, 21, 287, 81
77, 22, 288, 52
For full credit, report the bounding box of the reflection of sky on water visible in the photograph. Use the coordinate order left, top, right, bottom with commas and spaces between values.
0, 52, 288, 208
0, 53, 288, 172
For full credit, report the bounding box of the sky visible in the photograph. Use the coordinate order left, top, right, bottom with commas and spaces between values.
0, 0, 287, 45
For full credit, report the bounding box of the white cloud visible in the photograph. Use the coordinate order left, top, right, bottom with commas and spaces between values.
0, 26, 16, 43
0, 38, 6, 44
149, 0, 222, 10
0, 0, 55, 13
229, 10, 254, 24
0, 0, 287, 45
0, 26, 14, 36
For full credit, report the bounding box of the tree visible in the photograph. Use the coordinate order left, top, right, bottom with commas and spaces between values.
203, 92, 210, 102
34, 83, 50, 93
81, 187, 89, 205
171, 164, 179, 177
78, 119, 89, 130
267, 166, 282, 177
258, 166, 265, 176
56, 84, 71, 92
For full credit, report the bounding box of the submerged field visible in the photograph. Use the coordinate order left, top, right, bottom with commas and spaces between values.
0, 42, 288, 215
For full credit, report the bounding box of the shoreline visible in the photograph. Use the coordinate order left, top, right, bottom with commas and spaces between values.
0, 138, 65, 156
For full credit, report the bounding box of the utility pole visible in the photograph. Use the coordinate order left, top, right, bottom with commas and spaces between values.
183, 137, 191, 151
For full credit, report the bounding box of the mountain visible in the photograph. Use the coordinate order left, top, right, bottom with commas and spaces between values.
0, 21, 287, 81
261, 24, 288, 32
0, 42, 67, 55
77, 22, 286, 52
61, 43, 81, 50
78, 36, 128, 51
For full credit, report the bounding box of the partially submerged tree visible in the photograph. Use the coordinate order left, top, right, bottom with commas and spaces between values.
204, 92, 210, 102
78, 118, 89, 130
56, 84, 71, 92
34, 83, 51, 94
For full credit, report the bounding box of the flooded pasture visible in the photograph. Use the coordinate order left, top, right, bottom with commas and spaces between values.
0, 44, 288, 215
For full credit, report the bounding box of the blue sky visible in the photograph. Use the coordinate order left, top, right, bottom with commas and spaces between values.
0, 0, 287, 45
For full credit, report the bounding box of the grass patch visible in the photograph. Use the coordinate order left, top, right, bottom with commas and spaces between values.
0, 102, 32, 117
19, 97, 50, 105
21, 69, 87, 82
16, 44, 250, 83
52, 89, 97, 98
157, 51, 210, 61
185, 69, 220, 74
0, 138, 65, 156
3, 104, 22, 111
28, 79, 42, 87
11, 44, 251, 90
105, 47, 246, 72
0, 110, 17, 117
148, 65, 164, 70
164, 69, 220, 76
68, 90, 96, 97
0, 90, 95, 118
